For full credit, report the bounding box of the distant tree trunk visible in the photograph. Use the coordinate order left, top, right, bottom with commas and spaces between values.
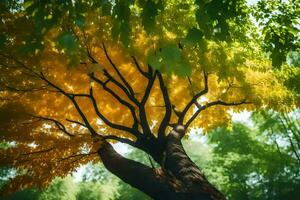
97, 128, 226, 200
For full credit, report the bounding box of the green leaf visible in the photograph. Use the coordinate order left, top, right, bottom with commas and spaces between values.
142, 0, 159, 33
75, 15, 85, 28
183, 28, 204, 46
114, 1, 131, 22
175, 60, 192, 76
75, 2, 86, 13
147, 53, 162, 70
287, 51, 300, 68
161, 44, 181, 63
57, 32, 79, 54
0, 34, 7, 46
120, 22, 130, 47
67, 56, 80, 69
160, 44, 182, 74
20, 38, 44, 55
146, 44, 192, 75
287, 26, 299, 36
101, 1, 112, 15
111, 22, 120, 41
111, 21, 131, 48
23, 0, 34, 9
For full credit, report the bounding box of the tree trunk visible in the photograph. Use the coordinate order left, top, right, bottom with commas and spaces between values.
97, 129, 226, 200
163, 127, 226, 200
97, 141, 183, 200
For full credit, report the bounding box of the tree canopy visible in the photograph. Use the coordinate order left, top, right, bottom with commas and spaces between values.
0, 0, 299, 197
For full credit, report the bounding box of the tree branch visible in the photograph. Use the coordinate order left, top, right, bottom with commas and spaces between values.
58, 151, 98, 162
98, 141, 178, 200
70, 28, 98, 64
89, 87, 141, 138
89, 73, 139, 130
31, 115, 75, 137
80, 41, 139, 108
131, 56, 150, 78
0, 53, 40, 78
2, 84, 50, 93
88, 49, 156, 137
138, 70, 158, 135
66, 119, 87, 128
178, 71, 208, 124
141, 71, 157, 105
185, 99, 250, 128
21, 147, 55, 156
157, 72, 172, 138
102, 42, 135, 97
102, 69, 139, 105
40, 72, 141, 140
103, 135, 136, 146
39, 73, 98, 137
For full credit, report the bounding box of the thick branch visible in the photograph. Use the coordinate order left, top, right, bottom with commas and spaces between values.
157, 72, 172, 138
70, 97, 99, 137
98, 141, 181, 200
89, 52, 155, 137
139, 71, 157, 135
81, 44, 139, 106
41, 72, 140, 139
141, 71, 157, 105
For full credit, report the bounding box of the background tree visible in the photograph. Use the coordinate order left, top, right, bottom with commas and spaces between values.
0, 0, 297, 199
253, 0, 300, 68
205, 117, 300, 200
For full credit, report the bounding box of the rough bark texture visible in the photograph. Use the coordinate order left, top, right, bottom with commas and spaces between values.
97, 128, 226, 200
98, 141, 183, 200
163, 128, 226, 200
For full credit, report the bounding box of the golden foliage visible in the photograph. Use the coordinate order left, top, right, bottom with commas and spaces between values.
0, 5, 294, 194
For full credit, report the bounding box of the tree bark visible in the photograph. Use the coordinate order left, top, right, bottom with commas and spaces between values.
163, 127, 226, 200
98, 141, 183, 200
97, 129, 226, 200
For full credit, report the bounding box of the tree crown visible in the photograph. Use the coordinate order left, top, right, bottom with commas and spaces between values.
0, 0, 298, 194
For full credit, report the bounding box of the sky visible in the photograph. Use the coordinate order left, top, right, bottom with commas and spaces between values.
247, 0, 259, 6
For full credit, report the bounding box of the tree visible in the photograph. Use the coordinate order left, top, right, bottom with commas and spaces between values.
0, 0, 296, 199
202, 111, 300, 200
39, 177, 78, 200
253, 0, 300, 68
